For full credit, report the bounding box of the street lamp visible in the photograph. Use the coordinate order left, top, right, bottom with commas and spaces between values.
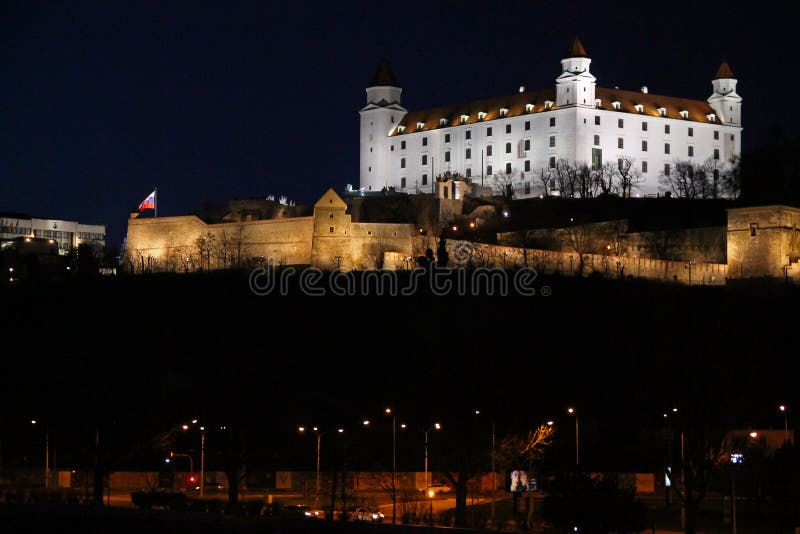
424, 423, 442, 492
298, 426, 323, 509
385, 407, 405, 525
662, 408, 679, 506
31, 420, 49, 490
182, 421, 205, 496
779, 405, 789, 444
567, 408, 578, 468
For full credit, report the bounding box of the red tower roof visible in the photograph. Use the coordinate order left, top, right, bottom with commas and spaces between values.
715, 60, 734, 79
568, 37, 588, 58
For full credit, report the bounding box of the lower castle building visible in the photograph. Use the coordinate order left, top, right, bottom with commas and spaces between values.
124, 188, 799, 285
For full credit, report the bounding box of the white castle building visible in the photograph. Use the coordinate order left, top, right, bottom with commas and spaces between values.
359, 38, 742, 198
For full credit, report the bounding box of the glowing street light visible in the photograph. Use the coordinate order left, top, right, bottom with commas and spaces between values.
298, 426, 323, 508
779, 405, 789, 444
567, 408, 578, 468
424, 422, 442, 494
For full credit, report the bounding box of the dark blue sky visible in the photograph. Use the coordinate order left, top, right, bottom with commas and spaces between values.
1, 1, 791, 246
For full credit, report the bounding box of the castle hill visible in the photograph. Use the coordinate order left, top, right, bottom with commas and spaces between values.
2, 4, 799, 534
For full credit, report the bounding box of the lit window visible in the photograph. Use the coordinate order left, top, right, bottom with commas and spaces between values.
417, 121, 425, 130
612, 101, 621, 110
707, 113, 716, 122
679, 110, 688, 119
544, 100, 554, 110
440, 117, 448, 126
595, 99, 602, 108
634, 104, 644, 113
478, 111, 487, 120
525, 104, 534, 113
461, 114, 469, 124
658, 107, 666, 117
499, 107, 509, 117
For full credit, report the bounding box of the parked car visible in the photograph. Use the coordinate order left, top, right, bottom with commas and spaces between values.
418, 483, 452, 495
353, 507, 384, 522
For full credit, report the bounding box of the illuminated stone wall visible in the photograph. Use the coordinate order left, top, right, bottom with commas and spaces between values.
727, 205, 800, 280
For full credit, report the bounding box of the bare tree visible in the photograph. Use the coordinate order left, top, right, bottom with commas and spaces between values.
554, 159, 578, 198
594, 161, 617, 196
660, 161, 714, 199
537, 168, 552, 197
367, 234, 387, 269
231, 224, 249, 269
720, 155, 742, 199
491, 170, 516, 199
616, 156, 644, 197
194, 232, 216, 270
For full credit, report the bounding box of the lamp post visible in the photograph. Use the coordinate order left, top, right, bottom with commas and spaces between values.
200, 426, 205, 496
31, 420, 49, 489
424, 423, 442, 492
428, 489, 435, 526
662, 408, 678, 507
567, 408, 578, 468
298, 426, 323, 509
779, 405, 789, 444
385, 408, 404, 525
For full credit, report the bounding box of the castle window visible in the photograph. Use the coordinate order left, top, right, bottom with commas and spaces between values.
506, 124, 511, 134
618, 137, 623, 149
688, 127, 694, 137
664, 163, 671, 175
390, 145, 394, 151
618, 158, 624, 171
658, 107, 666, 117
417, 121, 425, 130
618, 118, 624, 128
505, 162, 512, 174
466, 130, 471, 140
487, 144, 493, 156
549, 136, 555, 147
642, 140, 648, 152
525, 182, 531, 195
329, 227, 334, 233
714, 148, 720, 160
524, 139, 530, 150
750, 223, 758, 237
688, 146, 694, 157
525, 120, 530, 130
714, 130, 719, 140
461, 114, 469, 124
525, 104, 534, 113
445, 151, 450, 162
478, 111, 487, 120
731, 134, 735, 142
440, 117, 448, 126
612, 101, 621, 110
369, 166, 371, 172
505, 142, 511, 154
549, 156, 556, 168
594, 135, 600, 146
370, 147, 372, 152
544, 100, 553, 110
525, 160, 530, 172
466, 168, 471, 177
664, 143, 670, 154
487, 164, 493, 175
329, 212, 334, 219
487, 127, 493, 136
422, 174, 428, 185
396, 125, 405, 133
466, 148, 471, 159
642, 122, 648, 132
549, 117, 556, 127
445, 133, 451, 143
642, 161, 648, 173
401, 141, 406, 149
423, 137, 428, 146
665, 124, 670, 134
635, 104, 644, 113
595, 116, 600, 126
707, 113, 716, 122
401, 157, 406, 168
401, 177, 406, 188
500, 107, 509, 116
422, 155, 427, 165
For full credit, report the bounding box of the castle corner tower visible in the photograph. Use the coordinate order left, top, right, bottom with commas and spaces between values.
708, 60, 742, 126
359, 59, 407, 192
556, 37, 596, 108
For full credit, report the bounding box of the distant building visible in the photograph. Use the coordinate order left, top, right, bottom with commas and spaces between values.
360, 39, 742, 197
0, 213, 106, 255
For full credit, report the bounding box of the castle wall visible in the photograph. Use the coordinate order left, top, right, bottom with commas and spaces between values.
124, 215, 314, 271
440, 239, 727, 285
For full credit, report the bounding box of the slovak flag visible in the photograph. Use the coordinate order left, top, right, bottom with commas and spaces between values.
138, 190, 156, 212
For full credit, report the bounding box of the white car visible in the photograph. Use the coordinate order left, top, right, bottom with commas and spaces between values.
418, 483, 452, 495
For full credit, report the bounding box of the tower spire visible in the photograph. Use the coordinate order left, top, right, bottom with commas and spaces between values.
568, 37, 588, 58
368, 58, 400, 87
714, 59, 734, 79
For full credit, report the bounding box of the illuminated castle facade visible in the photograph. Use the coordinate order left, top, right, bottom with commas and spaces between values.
359, 39, 742, 198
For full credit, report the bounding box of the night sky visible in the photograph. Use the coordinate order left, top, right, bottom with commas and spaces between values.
1, 1, 792, 246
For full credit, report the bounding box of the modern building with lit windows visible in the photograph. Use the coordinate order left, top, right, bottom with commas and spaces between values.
359, 39, 742, 198
0, 212, 106, 255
